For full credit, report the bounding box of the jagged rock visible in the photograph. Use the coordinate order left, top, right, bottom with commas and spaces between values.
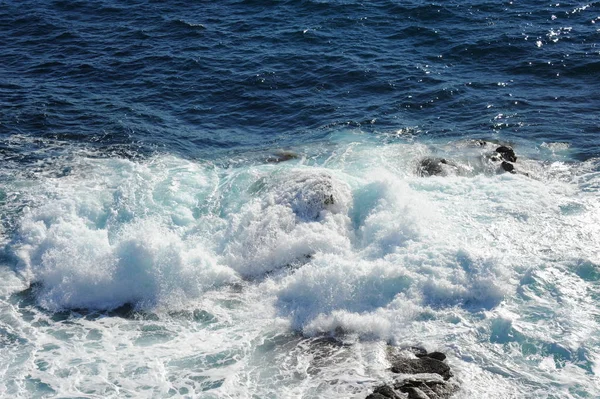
366, 348, 458, 399
495, 146, 517, 162
365, 385, 403, 399
391, 357, 452, 380
395, 375, 459, 399
368, 374, 459, 399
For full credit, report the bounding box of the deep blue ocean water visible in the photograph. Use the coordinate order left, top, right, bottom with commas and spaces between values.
1, 1, 599, 398
2, 0, 599, 158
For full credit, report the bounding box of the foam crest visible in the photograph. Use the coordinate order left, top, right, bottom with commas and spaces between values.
276, 254, 413, 333
274, 242, 510, 340
352, 176, 429, 255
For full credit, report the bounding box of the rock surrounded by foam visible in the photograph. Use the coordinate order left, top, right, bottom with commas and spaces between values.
417, 141, 522, 177
417, 158, 460, 177
366, 348, 458, 399
267, 169, 351, 221
221, 169, 353, 277
494, 146, 517, 163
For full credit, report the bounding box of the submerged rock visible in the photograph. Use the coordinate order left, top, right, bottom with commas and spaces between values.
417, 157, 459, 177
471, 139, 488, 147
270, 170, 350, 220
265, 150, 300, 163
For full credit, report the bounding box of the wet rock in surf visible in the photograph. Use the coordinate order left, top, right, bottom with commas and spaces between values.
396, 375, 459, 399
417, 157, 459, 177
495, 145, 517, 162
367, 375, 458, 399
418, 140, 524, 177
466, 141, 521, 174
415, 351, 447, 361
366, 348, 458, 399
391, 357, 452, 380
488, 146, 518, 173
501, 161, 515, 173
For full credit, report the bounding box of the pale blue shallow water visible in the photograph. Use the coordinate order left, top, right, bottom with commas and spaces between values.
0, 1, 599, 398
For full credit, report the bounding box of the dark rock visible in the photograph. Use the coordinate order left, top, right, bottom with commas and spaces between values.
415, 350, 446, 361
367, 347, 457, 399
391, 357, 452, 380
108, 303, 136, 318
368, 375, 459, 399
371, 385, 402, 398
395, 375, 459, 399
501, 161, 515, 173
495, 146, 517, 162
397, 378, 445, 390
489, 153, 502, 162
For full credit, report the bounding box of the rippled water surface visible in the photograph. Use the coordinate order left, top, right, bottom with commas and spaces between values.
1, 1, 599, 398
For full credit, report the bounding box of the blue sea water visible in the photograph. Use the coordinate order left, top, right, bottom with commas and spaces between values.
1, 0, 599, 397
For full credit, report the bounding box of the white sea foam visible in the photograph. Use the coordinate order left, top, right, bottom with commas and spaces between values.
1, 138, 599, 398
9, 156, 238, 311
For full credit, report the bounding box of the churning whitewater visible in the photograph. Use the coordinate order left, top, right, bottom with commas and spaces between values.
1, 133, 599, 398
